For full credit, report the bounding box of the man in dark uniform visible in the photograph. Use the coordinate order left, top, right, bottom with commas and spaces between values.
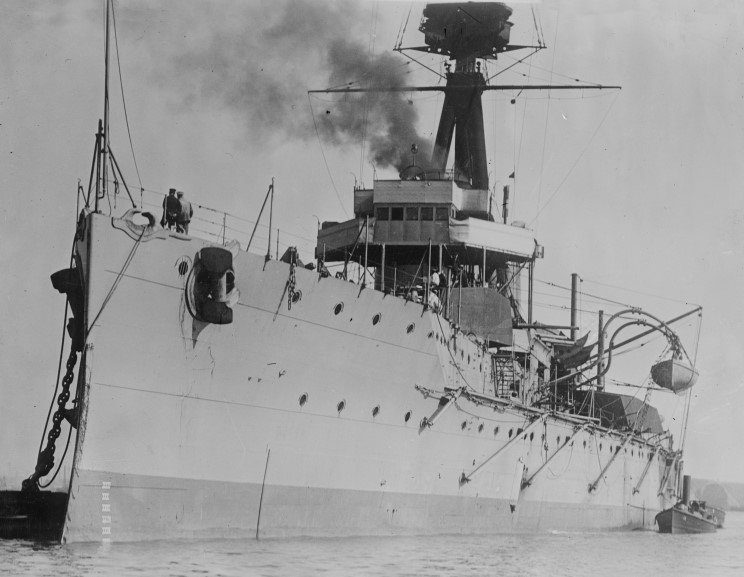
162, 188, 180, 230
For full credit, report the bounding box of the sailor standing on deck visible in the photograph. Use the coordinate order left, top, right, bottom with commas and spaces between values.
161, 188, 181, 230
176, 190, 193, 234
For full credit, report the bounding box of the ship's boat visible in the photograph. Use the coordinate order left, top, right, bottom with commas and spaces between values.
655, 477, 718, 534
651, 358, 699, 393
0, 0, 703, 543
655, 503, 718, 534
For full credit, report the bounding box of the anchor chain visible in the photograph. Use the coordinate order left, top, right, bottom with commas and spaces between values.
22, 348, 78, 492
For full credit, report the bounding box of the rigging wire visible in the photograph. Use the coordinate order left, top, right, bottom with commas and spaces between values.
512, 6, 543, 218
396, 2, 414, 50
679, 310, 703, 452
110, 0, 144, 205
486, 48, 542, 83
530, 6, 542, 47
501, 54, 606, 88
536, 278, 637, 309
536, 6, 547, 48
307, 94, 349, 218
528, 90, 620, 227
393, 49, 446, 81
581, 277, 700, 308
359, 1, 379, 187
533, 9, 560, 236
87, 229, 146, 333
435, 312, 477, 395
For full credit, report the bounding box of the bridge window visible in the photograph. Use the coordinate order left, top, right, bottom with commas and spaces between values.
391, 207, 404, 221
435, 207, 449, 221
376, 207, 389, 221
421, 207, 434, 221
405, 207, 419, 221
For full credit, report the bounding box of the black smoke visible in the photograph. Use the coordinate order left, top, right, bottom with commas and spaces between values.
317, 37, 433, 172
134, 0, 433, 173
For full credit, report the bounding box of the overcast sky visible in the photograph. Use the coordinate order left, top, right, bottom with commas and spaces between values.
2, 0, 744, 489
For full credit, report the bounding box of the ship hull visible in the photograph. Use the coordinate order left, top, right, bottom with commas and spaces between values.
655, 507, 717, 534
66, 469, 651, 542
60, 213, 673, 542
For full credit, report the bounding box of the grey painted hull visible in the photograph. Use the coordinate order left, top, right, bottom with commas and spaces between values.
60, 213, 674, 542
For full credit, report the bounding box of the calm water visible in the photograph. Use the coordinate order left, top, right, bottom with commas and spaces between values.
3, 512, 743, 577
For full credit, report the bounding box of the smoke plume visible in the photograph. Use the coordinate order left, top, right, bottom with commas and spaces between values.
138, 0, 433, 173
317, 38, 433, 172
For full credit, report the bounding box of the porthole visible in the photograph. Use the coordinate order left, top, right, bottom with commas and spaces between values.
337, 400, 346, 413
478, 423, 484, 433
494, 426, 500, 437
461, 421, 468, 430
508, 428, 513, 439
404, 410, 412, 423
373, 313, 382, 325
372, 405, 380, 417
298, 393, 308, 407
334, 302, 344, 315
517, 428, 523, 436
556, 436, 560, 446
600, 443, 603, 451
583, 440, 587, 448
530, 432, 534, 442
565, 436, 570, 445
427, 331, 434, 338
406, 323, 416, 334
468, 355, 471, 364
177, 260, 189, 276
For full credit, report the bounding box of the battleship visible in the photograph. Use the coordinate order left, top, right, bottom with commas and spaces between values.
1, 2, 702, 542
